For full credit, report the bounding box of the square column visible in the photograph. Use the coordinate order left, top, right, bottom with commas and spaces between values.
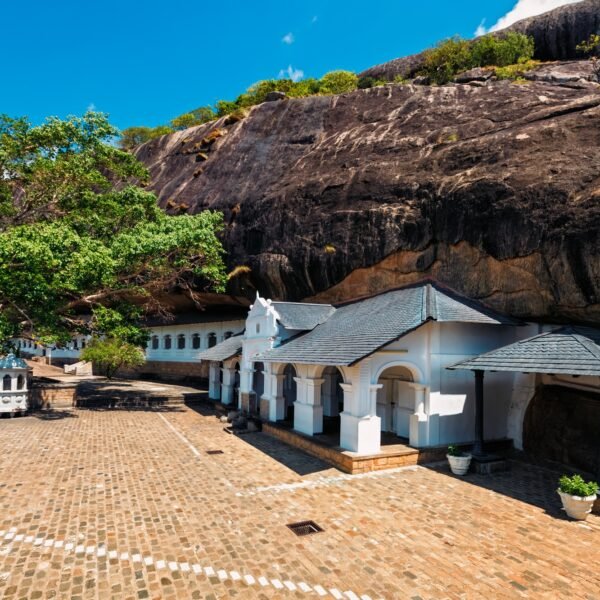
267, 373, 286, 422
339, 383, 382, 455
239, 366, 254, 412
408, 383, 429, 447
208, 362, 221, 401
322, 372, 340, 417
220, 366, 237, 405
293, 377, 324, 436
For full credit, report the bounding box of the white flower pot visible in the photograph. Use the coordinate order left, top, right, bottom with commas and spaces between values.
558, 490, 597, 521
447, 454, 472, 475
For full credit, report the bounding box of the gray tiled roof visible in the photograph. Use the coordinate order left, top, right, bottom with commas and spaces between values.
0, 354, 28, 370
197, 334, 243, 362
259, 284, 517, 366
448, 326, 600, 376
143, 307, 247, 327
271, 302, 336, 331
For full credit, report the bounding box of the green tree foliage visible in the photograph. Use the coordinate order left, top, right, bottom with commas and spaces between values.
119, 125, 174, 150
357, 76, 389, 89
576, 34, 600, 56
81, 337, 145, 379
576, 34, 600, 81
420, 32, 535, 84
162, 71, 361, 126
0, 112, 227, 346
318, 70, 360, 95
122, 70, 364, 143
472, 31, 534, 67
170, 106, 216, 130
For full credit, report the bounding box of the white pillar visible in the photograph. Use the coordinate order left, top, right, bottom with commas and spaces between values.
408, 383, 429, 447
339, 382, 382, 455
208, 362, 221, 401
293, 377, 324, 436
220, 365, 236, 405
507, 373, 537, 450
268, 372, 286, 422
322, 372, 340, 417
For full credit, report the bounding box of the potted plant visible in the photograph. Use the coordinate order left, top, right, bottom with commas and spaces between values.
446, 444, 472, 475
557, 474, 599, 521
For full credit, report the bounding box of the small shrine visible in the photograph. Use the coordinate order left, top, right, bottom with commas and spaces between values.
0, 354, 29, 415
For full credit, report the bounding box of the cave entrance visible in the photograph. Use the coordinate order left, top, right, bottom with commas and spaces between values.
523, 384, 600, 480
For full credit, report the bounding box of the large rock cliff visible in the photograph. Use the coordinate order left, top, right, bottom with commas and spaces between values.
360, 0, 600, 81
135, 5, 600, 324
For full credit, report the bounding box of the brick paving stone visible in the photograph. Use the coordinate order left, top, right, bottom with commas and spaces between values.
0, 405, 597, 599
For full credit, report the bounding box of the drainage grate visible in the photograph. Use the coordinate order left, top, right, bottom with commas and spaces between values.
206, 450, 224, 455
286, 520, 323, 536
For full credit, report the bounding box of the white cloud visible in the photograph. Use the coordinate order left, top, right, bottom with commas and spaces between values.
474, 19, 487, 37
278, 65, 304, 82
282, 32, 294, 44
481, 0, 583, 34
86, 102, 96, 112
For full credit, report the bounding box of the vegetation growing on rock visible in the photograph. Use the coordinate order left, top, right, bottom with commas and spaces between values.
119, 33, 537, 149
419, 32, 535, 84
119, 70, 365, 149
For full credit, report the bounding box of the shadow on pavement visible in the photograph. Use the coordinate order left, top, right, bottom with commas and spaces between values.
425, 455, 599, 522
31, 409, 79, 420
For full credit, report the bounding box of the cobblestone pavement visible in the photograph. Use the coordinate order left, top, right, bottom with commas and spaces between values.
0, 405, 597, 600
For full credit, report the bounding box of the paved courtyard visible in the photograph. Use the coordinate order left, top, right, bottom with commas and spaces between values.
0, 404, 597, 599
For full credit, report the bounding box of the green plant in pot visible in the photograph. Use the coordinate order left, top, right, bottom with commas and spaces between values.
557, 474, 598, 521
446, 444, 472, 475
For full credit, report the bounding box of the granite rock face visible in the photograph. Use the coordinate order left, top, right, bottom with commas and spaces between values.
359, 0, 600, 82
510, 0, 600, 61
136, 71, 600, 323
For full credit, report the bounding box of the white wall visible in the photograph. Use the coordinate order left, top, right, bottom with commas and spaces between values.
363, 321, 530, 447
145, 321, 244, 363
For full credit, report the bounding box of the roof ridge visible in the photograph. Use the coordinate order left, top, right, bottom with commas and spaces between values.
427, 283, 438, 320
272, 301, 334, 307
572, 333, 600, 360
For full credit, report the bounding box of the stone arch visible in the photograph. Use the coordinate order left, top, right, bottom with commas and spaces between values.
2, 375, 11, 391
373, 360, 424, 386
16, 374, 25, 390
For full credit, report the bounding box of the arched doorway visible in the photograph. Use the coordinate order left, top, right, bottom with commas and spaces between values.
282, 364, 297, 422
251, 362, 265, 414
322, 367, 345, 436
376, 366, 414, 443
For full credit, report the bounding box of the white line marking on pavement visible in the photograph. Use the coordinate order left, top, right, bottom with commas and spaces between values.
0, 524, 370, 598
236, 464, 422, 496
157, 413, 201, 457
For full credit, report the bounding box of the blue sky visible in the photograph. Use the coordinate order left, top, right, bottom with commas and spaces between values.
0, 1, 567, 130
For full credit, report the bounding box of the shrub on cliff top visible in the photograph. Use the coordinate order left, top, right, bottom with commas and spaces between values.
420, 32, 535, 84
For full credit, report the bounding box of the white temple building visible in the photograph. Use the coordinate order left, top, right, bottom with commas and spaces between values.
199, 282, 535, 456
